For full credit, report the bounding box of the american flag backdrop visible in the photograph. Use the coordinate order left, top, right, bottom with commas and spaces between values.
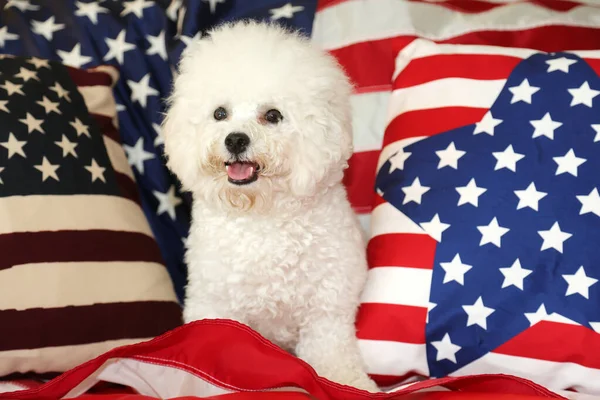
3, 0, 600, 397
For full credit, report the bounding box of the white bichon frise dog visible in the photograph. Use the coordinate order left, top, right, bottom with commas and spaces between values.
161, 20, 378, 392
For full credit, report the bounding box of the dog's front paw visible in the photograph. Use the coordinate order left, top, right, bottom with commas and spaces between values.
296, 317, 381, 393
337, 371, 380, 393
357, 378, 380, 393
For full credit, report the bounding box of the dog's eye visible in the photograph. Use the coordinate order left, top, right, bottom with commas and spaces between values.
214, 107, 228, 121
264, 109, 283, 124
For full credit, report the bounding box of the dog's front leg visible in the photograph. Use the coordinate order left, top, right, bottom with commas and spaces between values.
183, 297, 243, 325
295, 315, 379, 393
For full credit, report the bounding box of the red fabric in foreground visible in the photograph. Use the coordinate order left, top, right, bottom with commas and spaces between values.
1, 319, 566, 400
72, 394, 565, 400
75, 394, 314, 400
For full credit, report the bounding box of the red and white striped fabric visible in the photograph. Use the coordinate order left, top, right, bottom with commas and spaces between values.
0, 319, 574, 400
310, 0, 600, 233
319, 0, 600, 395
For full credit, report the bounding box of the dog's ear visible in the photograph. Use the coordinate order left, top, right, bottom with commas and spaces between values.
161, 95, 201, 192
287, 89, 354, 197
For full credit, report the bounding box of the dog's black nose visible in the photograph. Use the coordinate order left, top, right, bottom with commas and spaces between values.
224, 132, 250, 155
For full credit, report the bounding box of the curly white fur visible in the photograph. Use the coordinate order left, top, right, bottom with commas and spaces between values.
161, 20, 378, 392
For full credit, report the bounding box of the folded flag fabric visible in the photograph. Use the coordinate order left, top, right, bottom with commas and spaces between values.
0, 319, 566, 400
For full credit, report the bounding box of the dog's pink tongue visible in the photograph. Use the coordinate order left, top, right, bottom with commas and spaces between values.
227, 162, 255, 180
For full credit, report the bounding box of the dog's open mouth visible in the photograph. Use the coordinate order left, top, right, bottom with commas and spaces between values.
225, 161, 260, 185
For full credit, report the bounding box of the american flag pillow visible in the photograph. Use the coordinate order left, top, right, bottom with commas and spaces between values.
0, 55, 182, 377
355, 39, 600, 395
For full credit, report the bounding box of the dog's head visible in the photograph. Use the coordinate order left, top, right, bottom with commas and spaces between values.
162, 21, 354, 212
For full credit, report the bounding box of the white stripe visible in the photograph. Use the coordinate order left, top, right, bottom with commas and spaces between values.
451, 352, 600, 396
393, 39, 600, 80
388, 78, 504, 124
556, 390, 600, 400
104, 135, 135, 179
536, 312, 579, 326
0, 195, 153, 236
88, 65, 119, 86
358, 339, 428, 377
371, 201, 425, 237
78, 85, 117, 119
0, 383, 28, 393
0, 338, 150, 377
312, 0, 600, 51
62, 357, 309, 399
351, 91, 391, 152
361, 266, 432, 307
356, 213, 372, 238
63, 358, 235, 399
0, 261, 176, 310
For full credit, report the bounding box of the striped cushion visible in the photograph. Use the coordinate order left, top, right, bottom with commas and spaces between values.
357, 39, 600, 395
0, 55, 182, 377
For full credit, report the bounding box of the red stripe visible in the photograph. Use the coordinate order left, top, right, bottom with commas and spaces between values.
115, 171, 142, 204
330, 26, 600, 91
318, 0, 594, 13
373, 194, 386, 208
393, 54, 522, 89
68, 66, 115, 87
527, 0, 588, 11
383, 107, 487, 147
407, 0, 502, 13
356, 302, 426, 344
586, 59, 600, 76
442, 25, 600, 52
0, 230, 164, 271
315, 0, 346, 12
92, 114, 121, 144
370, 374, 427, 388
0, 380, 42, 390
343, 150, 380, 213
76, 394, 312, 400
408, 0, 586, 13
367, 233, 437, 270
329, 37, 414, 92
493, 321, 600, 369
0, 301, 182, 352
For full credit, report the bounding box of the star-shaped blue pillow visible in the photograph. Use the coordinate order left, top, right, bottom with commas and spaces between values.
376, 52, 600, 378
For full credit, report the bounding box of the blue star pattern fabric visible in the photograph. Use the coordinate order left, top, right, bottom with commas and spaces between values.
376, 53, 600, 378
0, 0, 317, 302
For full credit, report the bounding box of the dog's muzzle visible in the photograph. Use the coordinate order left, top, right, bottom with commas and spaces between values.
223, 132, 259, 185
